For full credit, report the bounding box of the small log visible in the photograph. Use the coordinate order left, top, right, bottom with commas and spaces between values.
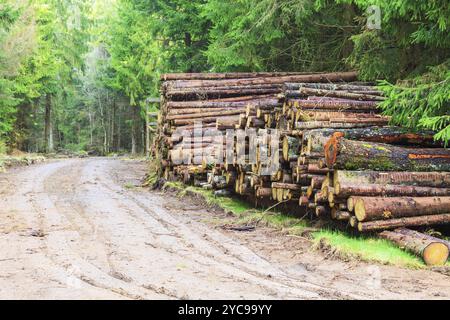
379, 228, 449, 266
272, 183, 302, 191
335, 183, 450, 198
334, 210, 351, 221
334, 170, 450, 189
358, 214, 450, 232
355, 197, 450, 222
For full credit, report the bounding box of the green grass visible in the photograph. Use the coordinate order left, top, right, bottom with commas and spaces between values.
161, 180, 450, 269
312, 229, 424, 268
164, 181, 252, 215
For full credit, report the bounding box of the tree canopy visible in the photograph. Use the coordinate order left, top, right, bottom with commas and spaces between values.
0, 0, 448, 153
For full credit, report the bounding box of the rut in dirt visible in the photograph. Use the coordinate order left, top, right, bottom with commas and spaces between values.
0, 158, 449, 300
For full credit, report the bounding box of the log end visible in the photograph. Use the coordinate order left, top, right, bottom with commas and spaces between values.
423, 243, 450, 266
354, 198, 367, 222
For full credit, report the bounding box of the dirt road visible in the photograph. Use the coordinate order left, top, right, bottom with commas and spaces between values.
0, 158, 448, 299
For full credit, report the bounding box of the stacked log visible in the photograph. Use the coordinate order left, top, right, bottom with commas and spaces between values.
318, 130, 450, 233
155, 71, 361, 199
154, 72, 450, 262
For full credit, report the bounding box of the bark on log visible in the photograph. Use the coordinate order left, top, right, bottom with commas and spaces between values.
325, 134, 450, 171
334, 170, 450, 189
355, 196, 450, 222
358, 214, 450, 232
165, 72, 358, 89
379, 228, 449, 266
161, 72, 322, 81
289, 88, 385, 101
285, 83, 378, 92
295, 121, 387, 130
336, 183, 450, 197
288, 99, 379, 111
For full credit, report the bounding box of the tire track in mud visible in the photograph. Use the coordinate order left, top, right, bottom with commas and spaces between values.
90, 159, 355, 299
1, 158, 449, 299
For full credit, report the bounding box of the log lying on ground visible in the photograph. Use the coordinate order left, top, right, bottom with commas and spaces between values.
379, 228, 449, 266
333, 170, 450, 189
325, 133, 450, 171
358, 214, 450, 232
354, 197, 450, 222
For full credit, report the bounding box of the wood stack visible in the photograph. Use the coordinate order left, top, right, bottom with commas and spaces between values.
318, 132, 450, 233
154, 72, 450, 262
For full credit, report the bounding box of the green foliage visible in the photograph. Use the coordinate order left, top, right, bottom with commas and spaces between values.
0, 0, 449, 151
202, 0, 354, 71
313, 230, 425, 268
379, 61, 450, 145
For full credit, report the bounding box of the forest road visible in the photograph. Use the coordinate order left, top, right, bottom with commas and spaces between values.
0, 158, 449, 300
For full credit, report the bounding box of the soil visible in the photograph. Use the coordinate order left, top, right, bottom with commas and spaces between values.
0, 158, 448, 299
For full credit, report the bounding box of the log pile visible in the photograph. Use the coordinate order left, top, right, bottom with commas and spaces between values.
319, 131, 450, 233
154, 72, 450, 262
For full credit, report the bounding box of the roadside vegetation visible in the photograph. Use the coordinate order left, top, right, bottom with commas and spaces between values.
161, 180, 447, 268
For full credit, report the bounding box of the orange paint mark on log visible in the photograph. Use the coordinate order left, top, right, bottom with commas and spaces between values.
408, 154, 450, 160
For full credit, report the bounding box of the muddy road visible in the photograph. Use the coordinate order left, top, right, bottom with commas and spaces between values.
0, 158, 448, 299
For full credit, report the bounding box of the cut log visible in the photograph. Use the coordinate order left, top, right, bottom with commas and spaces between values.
162, 72, 323, 81
334, 210, 351, 221
325, 134, 450, 171
166, 72, 358, 89
285, 82, 379, 92
358, 214, 450, 232
334, 170, 450, 189
289, 99, 379, 111
355, 197, 450, 222
271, 183, 302, 191
335, 183, 450, 197
332, 127, 440, 147
288, 88, 385, 101
379, 228, 449, 266
295, 121, 387, 130
256, 187, 272, 198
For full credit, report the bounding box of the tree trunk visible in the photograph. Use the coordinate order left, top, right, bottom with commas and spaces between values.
355, 196, 450, 222
131, 106, 137, 155
379, 228, 449, 266
44, 94, 54, 153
